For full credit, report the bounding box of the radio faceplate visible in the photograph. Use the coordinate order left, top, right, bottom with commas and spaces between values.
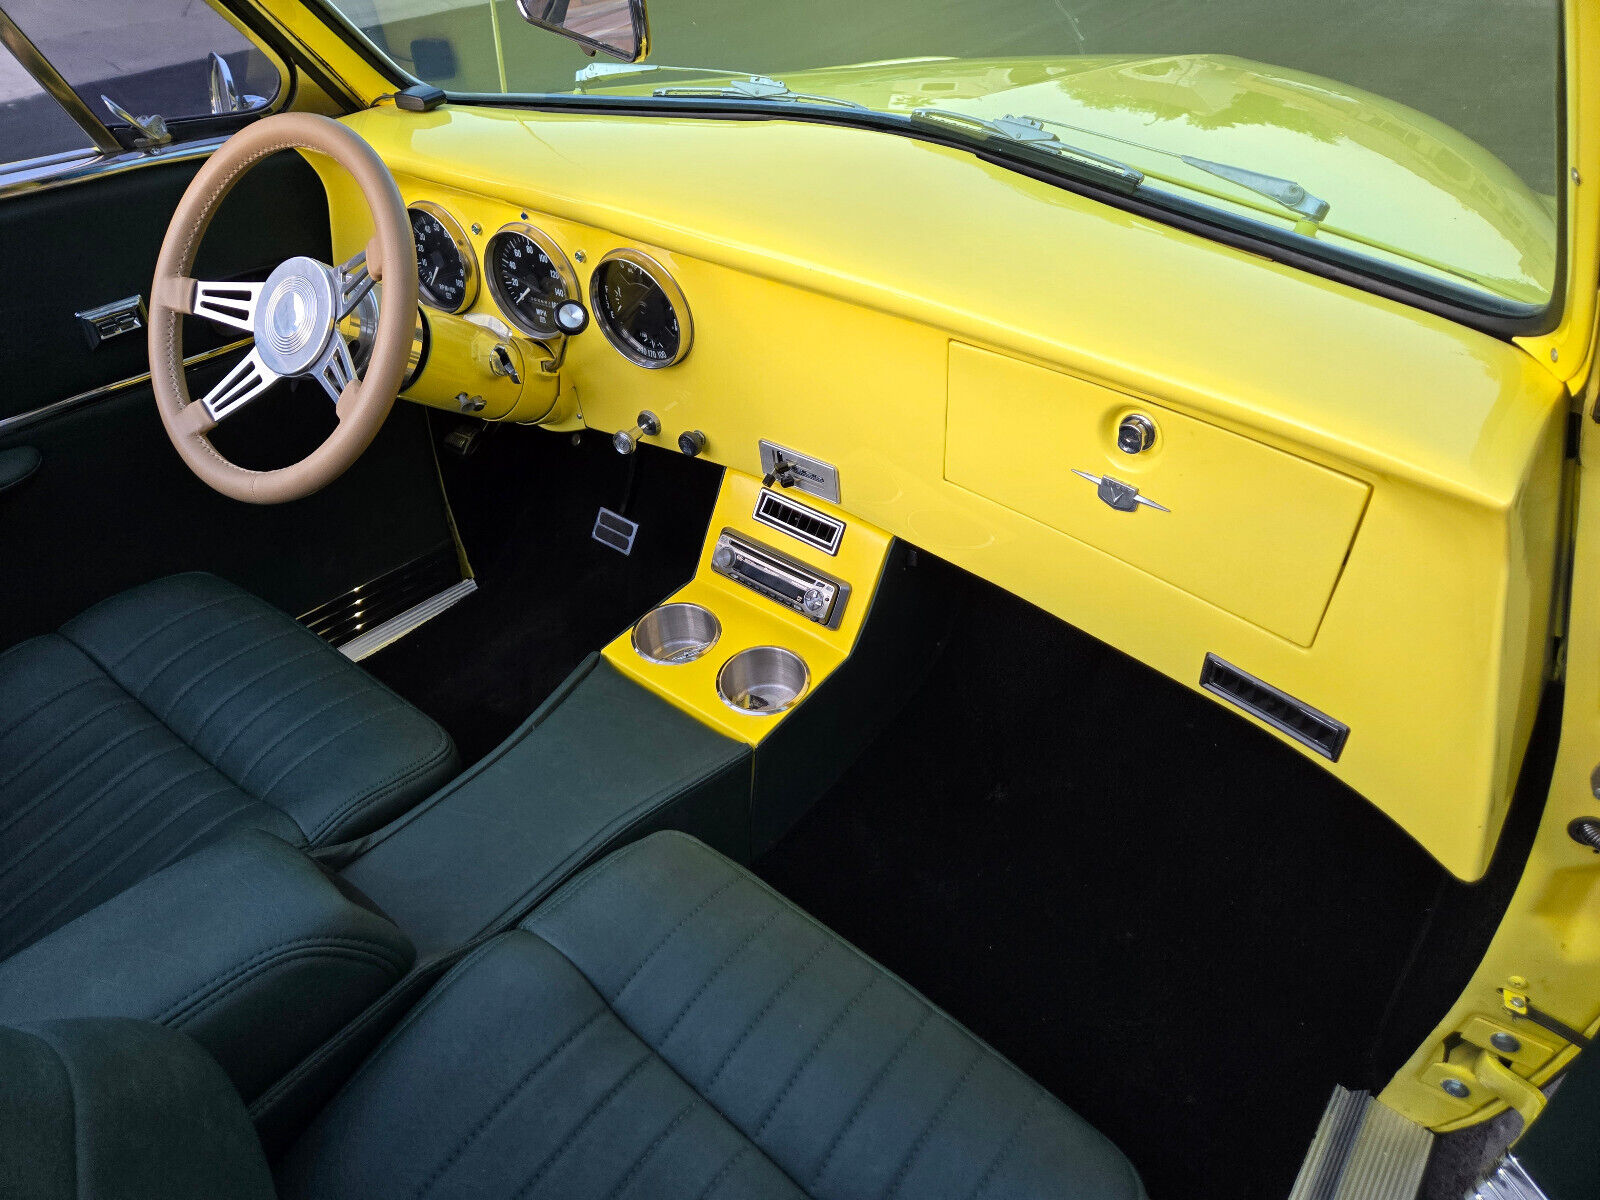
710, 529, 850, 629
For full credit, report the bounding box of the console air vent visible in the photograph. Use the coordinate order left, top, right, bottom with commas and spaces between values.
1200, 654, 1349, 762
753, 488, 845, 555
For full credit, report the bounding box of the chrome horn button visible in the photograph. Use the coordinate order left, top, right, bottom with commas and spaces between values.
254, 256, 337, 377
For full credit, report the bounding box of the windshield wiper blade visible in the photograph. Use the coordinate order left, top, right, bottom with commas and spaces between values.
575, 62, 761, 85
651, 75, 866, 109
1030, 116, 1330, 222
909, 108, 1144, 193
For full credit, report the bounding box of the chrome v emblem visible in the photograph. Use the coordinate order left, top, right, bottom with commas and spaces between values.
1071, 470, 1170, 513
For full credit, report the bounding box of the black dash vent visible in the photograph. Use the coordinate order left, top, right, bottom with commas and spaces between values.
753, 488, 845, 555
1200, 654, 1349, 761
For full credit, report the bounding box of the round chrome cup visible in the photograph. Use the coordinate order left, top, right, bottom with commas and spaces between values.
631, 603, 721, 665
716, 646, 809, 715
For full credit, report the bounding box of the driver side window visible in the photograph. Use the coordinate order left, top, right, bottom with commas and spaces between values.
0, 0, 283, 179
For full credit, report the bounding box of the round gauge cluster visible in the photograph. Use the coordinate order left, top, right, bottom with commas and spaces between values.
408, 203, 476, 313
590, 250, 692, 369
486, 225, 578, 339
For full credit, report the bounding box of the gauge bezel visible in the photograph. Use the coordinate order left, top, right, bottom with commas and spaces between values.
589, 248, 693, 369
407, 201, 479, 315
485, 221, 580, 339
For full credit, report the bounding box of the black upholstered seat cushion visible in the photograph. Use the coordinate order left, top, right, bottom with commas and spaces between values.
281, 832, 1144, 1200
0, 1018, 275, 1200
0, 573, 457, 958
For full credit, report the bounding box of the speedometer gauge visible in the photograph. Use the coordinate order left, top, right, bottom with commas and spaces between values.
590, 249, 692, 369
486, 224, 578, 339
408, 202, 476, 313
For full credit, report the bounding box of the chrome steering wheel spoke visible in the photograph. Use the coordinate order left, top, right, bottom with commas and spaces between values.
198, 345, 280, 423
335, 249, 377, 321
190, 279, 263, 332
313, 333, 358, 404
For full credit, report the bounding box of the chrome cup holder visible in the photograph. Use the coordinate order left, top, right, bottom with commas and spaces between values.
631, 603, 721, 665
716, 646, 809, 715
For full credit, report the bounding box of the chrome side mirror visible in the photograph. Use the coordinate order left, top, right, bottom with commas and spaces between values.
514, 0, 648, 63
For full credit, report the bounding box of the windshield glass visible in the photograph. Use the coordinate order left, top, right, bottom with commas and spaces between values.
325, 0, 1563, 317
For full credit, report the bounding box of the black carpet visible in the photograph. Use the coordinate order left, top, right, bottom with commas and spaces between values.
363, 421, 722, 763
755, 576, 1546, 1200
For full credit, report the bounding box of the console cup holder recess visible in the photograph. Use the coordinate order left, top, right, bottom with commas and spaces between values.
632, 603, 722, 664
717, 646, 809, 715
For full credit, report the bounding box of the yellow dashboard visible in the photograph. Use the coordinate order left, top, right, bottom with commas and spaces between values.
311, 101, 1568, 882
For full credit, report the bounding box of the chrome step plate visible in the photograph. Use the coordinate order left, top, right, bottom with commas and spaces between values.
338, 578, 477, 662
1289, 1086, 1433, 1200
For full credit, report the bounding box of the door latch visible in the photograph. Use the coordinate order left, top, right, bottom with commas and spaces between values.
75, 295, 147, 350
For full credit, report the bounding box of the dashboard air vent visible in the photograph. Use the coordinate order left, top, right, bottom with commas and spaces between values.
1200, 654, 1349, 761
753, 488, 845, 555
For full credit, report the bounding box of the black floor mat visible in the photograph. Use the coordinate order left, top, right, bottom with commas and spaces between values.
363, 422, 722, 763
755, 577, 1543, 1200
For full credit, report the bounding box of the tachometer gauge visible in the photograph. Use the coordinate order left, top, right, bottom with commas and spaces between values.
486, 224, 579, 339
590, 249, 692, 369
407, 202, 476, 313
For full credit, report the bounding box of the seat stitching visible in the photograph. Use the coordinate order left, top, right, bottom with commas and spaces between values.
692, 1145, 751, 1200
0, 778, 241, 956
519, 837, 654, 927
206, 659, 353, 765
508, 1051, 654, 1200
143, 798, 299, 883
410, 1006, 609, 1200
162, 937, 407, 1026
962, 1091, 1047, 1200
1, 779, 240, 957
157, 623, 300, 720
755, 973, 880, 1137
809, 1007, 937, 1188
254, 937, 513, 1121
230, 681, 371, 785
66, 594, 238, 670
301, 720, 453, 844
0, 732, 188, 875
518, 928, 813, 1200
610, 874, 742, 1004
127, 610, 271, 697
601, 1101, 697, 1200
0, 756, 215, 920
0, 697, 146, 825
0, 674, 100, 748
255, 705, 405, 806
188, 644, 324, 741
881, 1047, 985, 1199
704, 936, 834, 1092
656, 906, 786, 1046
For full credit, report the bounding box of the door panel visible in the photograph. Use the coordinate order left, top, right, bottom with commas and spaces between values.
0, 151, 329, 417
0, 150, 456, 639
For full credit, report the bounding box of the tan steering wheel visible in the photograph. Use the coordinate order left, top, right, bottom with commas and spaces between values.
148, 113, 419, 505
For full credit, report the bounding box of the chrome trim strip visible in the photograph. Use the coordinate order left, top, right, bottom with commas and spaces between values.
0, 6, 121, 154
1472, 1156, 1550, 1200
0, 337, 251, 438
0, 135, 228, 203
339, 578, 477, 661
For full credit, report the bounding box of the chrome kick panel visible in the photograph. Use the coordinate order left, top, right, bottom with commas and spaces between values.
711, 529, 850, 629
